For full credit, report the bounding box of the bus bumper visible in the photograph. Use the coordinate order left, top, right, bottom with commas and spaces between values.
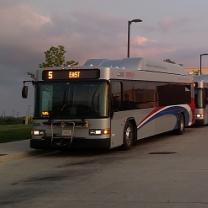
194, 119, 206, 126
30, 137, 111, 150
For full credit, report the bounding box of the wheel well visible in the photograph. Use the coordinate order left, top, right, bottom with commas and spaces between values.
127, 118, 137, 140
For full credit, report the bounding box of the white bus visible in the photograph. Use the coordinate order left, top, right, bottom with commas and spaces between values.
194, 75, 208, 125
22, 57, 195, 150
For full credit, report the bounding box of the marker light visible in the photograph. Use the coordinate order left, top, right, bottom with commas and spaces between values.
103, 129, 111, 135
41, 111, 49, 117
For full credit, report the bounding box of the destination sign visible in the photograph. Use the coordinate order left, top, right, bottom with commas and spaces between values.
42, 69, 100, 80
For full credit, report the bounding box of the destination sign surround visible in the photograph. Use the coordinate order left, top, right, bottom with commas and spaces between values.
42, 69, 100, 80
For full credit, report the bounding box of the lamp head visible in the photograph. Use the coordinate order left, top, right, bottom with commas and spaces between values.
130, 19, 143, 23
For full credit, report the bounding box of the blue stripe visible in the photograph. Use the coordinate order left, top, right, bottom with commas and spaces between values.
138, 106, 189, 130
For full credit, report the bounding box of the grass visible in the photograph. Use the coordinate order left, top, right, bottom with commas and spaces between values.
0, 124, 32, 143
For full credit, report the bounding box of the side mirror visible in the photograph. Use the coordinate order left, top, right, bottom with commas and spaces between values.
22, 86, 28, 98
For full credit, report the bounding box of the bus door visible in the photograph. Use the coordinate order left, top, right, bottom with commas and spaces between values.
110, 81, 124, 148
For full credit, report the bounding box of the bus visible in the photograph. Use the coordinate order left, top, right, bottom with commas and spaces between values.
193, 75, 208, 125
22, 57, 195, 150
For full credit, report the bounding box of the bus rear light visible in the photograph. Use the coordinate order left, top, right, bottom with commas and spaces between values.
89, 129, 110, 135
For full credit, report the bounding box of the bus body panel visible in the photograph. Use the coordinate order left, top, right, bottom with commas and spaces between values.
110, 109, 155, 148
31, 118, 111, 149
136, 104, 192, 139
110, 104, 193, 147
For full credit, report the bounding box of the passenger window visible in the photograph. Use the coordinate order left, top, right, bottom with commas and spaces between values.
111, 81, 121, 112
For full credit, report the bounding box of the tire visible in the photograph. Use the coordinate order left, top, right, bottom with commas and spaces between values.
122, 121, 135, 150
175, 114, 185, 135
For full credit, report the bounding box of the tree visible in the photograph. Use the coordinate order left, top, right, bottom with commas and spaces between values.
192, 69, 200, 75
39, 45, 78, 68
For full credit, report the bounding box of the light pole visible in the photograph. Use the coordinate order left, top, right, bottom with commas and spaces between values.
127, 18, 143, 58
200, 53, 208, 75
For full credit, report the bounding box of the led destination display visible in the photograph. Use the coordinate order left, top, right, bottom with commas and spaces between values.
42, 69, 100, 80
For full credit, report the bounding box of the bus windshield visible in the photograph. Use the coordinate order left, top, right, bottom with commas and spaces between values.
34, 81, 109, 119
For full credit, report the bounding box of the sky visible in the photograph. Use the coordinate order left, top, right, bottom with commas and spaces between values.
1, 0, 208, 116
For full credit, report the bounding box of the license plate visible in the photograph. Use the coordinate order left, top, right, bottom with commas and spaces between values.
62, 129, 72, 137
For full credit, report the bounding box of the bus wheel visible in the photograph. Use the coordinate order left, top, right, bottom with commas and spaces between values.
122, 121, 135, 150
175, 114, 185, 135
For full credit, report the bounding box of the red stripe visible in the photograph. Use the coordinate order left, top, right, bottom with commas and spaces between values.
139, 106, 163, 125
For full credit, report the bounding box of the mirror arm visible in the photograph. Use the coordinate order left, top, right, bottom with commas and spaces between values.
23, 80, 36, 86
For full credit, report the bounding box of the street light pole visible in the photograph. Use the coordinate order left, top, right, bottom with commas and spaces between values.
127, 21, 131, 58
200, 53, 208, 75
127, 18, 143, 58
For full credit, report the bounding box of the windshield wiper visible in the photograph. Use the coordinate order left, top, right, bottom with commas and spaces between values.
60, 89, 68, 112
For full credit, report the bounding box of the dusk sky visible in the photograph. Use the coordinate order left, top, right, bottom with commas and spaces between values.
1, 0, 208, 116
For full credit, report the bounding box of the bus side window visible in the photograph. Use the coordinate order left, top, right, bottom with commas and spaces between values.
157, 84, 189, 106
111, 81, 121, 112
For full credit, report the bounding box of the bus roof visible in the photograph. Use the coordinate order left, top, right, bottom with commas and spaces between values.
36, 57, 192, 83
83, 57, 188, 76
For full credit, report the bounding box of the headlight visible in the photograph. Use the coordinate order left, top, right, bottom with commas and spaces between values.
196, 114, 204, 119
89, 129, 110, 135
32, 130, 45, 136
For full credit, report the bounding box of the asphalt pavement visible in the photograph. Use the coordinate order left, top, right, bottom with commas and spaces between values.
0, 140, 30, 162
1, 127, 208, 207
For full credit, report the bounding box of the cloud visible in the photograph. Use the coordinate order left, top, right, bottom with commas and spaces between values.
0, 63, 34, 116
158, 17, 190, 33
132, 43, 207, 67
0, 5, 195, 68
0, 4, 52, 47
40, 11, 127, 62
130, 34, 176, 59
0, 6, 129, 67
0, 4, 52, 33
0, 5, 199, 70
132, 45, 176, 60
133, 36, 156, 46
0, 4, 54, 67
167, 47, 206, 67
